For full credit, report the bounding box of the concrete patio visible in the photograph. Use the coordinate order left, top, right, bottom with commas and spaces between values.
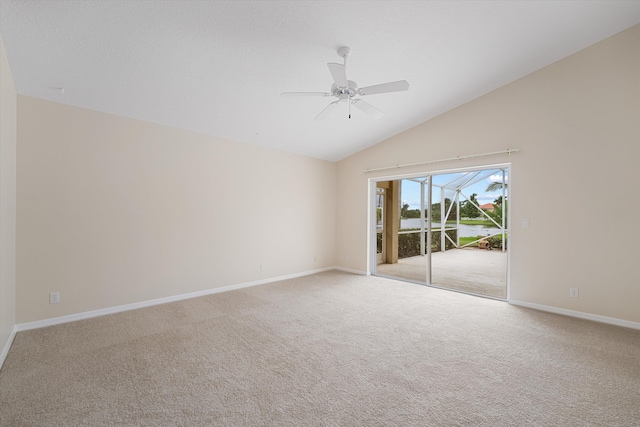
375, 247, 507, 299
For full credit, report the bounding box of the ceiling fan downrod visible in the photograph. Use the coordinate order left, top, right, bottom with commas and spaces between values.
338, 47, 352, 118
338, 46, 351, 65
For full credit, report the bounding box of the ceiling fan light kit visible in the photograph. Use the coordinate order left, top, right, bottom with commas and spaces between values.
281, 46, 409, 120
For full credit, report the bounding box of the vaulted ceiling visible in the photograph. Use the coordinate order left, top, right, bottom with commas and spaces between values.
1, 1, 639, 161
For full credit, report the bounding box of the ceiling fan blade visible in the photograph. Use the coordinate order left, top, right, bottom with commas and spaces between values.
358, 80, 409, 96
314, 101, 340, 121
281, 92, 331, 97
352, 99, 384, 119
327, 63, 348, 87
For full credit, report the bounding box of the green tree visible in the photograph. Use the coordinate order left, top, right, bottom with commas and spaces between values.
486, 200, 508, 227
486, 182, 508, 192
400, 203, 409, 218
430, 198, 454, 221
405, 209, 421, 218
486, 181, 508, 225
460, 193, 481, 218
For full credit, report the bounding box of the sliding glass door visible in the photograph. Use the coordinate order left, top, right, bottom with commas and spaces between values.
372, 165, 509, 299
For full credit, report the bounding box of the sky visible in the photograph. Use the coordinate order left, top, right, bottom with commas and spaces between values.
400, 169, 508, 210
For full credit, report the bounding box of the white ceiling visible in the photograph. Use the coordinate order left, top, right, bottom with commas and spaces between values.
1, 1, 639, 161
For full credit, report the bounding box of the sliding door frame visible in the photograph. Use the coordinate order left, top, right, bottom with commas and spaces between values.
367, 162, 512, 300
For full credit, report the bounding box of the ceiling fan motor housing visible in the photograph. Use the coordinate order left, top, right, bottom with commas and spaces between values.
332, 80, 358, 99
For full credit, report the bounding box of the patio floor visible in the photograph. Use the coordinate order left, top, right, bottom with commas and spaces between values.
375, 247, 507, 299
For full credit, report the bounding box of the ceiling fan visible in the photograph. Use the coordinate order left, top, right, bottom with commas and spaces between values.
281, 46, 409, 120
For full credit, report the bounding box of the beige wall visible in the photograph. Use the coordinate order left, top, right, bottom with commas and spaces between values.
8, 25, 640, 327
1, 37, 17, 352
337, 25, 640, 323
16, 97, 336, 323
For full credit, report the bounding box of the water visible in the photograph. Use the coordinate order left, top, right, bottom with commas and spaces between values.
400, 218, 501, 238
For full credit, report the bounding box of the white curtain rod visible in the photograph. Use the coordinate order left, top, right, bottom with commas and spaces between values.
363, 148, 520, 174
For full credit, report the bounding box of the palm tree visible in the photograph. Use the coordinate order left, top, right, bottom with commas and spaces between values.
486, 182, 508, 192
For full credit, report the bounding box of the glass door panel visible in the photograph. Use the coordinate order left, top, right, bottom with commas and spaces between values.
372, 166, 509, 299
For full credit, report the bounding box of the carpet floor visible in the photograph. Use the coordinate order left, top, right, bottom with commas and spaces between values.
1, 271, 639, 426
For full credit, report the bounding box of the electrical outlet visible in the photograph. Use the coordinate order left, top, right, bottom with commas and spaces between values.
260, 264, 264, 271
49, 292, 60, 304
522, 217, 530, 228
569, 288, 579, 298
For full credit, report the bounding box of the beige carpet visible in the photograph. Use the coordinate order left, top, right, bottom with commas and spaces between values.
1, 271, 639, 426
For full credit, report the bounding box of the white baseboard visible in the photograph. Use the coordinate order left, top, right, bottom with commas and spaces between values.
16, 267, 336, 332
334, 266, 368, 275
0, 326, 17, 371
509, 299, 640, 330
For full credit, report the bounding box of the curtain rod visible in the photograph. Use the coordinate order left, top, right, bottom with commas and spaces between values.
363, 148, 520, 174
